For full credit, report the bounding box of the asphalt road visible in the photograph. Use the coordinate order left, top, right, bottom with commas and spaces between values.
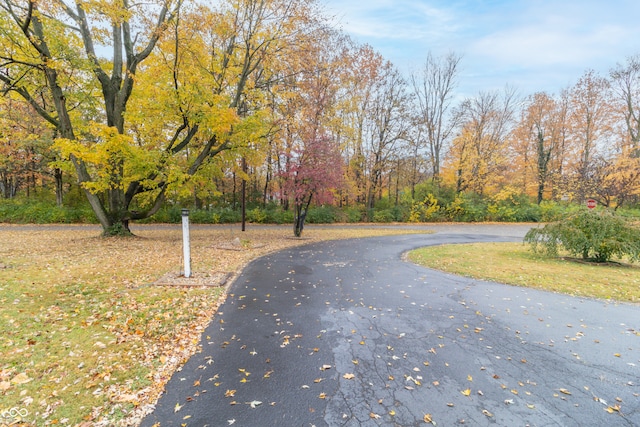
141, 225, 640, 426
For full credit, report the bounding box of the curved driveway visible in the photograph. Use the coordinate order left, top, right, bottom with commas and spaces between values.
142, 225, 639, 426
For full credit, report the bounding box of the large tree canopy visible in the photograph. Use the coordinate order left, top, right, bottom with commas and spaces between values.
0, 0, 324, 234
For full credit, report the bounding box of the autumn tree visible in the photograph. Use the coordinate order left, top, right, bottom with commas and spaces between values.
512, 92, 570, 203
404, 119, 431, 199
565, 70, 613, 199
0, 0, 321, 234
448, 87, 517, 195
334, 44, 385, 206
0, 0, 180, 233
410, 51, 462, 182
272, 28, 344, 236
362, 61, 410, 209
610, 54, 640, 151
607, 55, 640, 206
0, 97, 60, 201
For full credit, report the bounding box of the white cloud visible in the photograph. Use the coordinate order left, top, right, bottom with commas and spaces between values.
322, 0, 640, 95
324, 0, 457, 42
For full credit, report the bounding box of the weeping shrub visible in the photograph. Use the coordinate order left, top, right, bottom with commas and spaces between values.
524, 209, 640, 263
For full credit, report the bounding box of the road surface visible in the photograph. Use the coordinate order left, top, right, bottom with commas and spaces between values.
141, 225, 640, 426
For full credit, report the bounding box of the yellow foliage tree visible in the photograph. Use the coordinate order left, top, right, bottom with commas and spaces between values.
0, 0, 321, 234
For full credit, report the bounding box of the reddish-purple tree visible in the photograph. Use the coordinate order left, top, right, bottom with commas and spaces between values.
279, 132, 343, 237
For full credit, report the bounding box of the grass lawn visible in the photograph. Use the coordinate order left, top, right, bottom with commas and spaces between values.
0, 224, 419, 426
407, 242, 640, 303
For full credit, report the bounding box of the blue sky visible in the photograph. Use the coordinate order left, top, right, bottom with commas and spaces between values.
323, 0, 640, 98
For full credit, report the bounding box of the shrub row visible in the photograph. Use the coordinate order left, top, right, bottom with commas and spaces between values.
2, 187, 639, 225
0, 200, 96, 224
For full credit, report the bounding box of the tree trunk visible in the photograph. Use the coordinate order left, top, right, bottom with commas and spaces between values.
54, 168, 64, 207
294, 193, 313, 237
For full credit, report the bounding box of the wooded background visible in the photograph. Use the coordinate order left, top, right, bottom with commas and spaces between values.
1, 0, 638, 231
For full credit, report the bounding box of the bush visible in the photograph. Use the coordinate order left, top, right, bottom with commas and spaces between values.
342, 206, 364, 223
246, 207, 267, 223
215, 207, 241, 223
372, 209, 395, 223
263, 207, 294, 224
524, 209, 640, 262
538, 201, 568, 222
446, 192, 488, 222
145, 206, 182, 223
409, 194, 441, 222
487, 188, 540, 222
0, 199, 96, 224
409, 181, 457, 209
307, 205, 337, 224
189, 209, 218, 224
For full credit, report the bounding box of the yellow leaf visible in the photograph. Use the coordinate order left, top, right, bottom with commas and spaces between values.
10, 372, 32, 385
614, 353, 621, 357
319, 392, 327, 399
606, 404, 621, 413
467, 375, 473, 382
174, 402, 183, 413
423, 413, 433, 423
511, 389, 519, 395
224, 389, 236, 398
389, 410, 396, 416
559, 388, 572, 395
352, 359, 359, 365
461, 388, 471, 396
343, 373, 355, 380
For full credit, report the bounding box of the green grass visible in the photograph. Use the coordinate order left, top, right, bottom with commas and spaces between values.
408, 242, 640, 303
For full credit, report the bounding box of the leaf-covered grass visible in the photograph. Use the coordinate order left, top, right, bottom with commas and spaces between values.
408, 242, 640, 303
0, 224, 419, 426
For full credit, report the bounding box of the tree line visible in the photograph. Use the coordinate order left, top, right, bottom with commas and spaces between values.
1, 0, 638, 234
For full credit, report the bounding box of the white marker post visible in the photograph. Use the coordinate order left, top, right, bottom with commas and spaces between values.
181, 209, 191, 278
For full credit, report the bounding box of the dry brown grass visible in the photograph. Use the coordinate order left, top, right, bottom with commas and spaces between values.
0, 224, 418, 426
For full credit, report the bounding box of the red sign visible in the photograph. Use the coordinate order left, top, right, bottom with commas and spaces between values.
586, 199, 597, 209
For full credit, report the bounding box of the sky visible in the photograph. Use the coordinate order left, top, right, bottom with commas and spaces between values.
322, 0, 640, 98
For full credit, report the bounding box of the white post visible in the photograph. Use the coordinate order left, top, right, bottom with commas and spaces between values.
181, 209, 191, 278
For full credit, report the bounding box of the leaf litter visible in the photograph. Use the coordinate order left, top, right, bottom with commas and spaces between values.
0, 225, 415, 426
